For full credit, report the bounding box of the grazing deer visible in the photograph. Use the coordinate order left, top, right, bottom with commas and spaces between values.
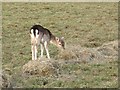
30, 25, 65, 60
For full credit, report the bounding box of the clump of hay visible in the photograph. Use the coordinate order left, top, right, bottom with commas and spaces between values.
22, 58, 59, 76
97, 40, 118, 56
77, 48, 104, 61
56, 49, 77, 60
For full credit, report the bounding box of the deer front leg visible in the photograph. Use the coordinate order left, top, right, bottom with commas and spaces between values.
44, 41, 50, 59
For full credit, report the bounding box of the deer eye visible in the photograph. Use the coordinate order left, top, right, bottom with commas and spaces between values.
56, 37, 59, 41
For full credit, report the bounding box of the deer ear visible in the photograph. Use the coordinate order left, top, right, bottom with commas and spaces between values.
61, 37, 64, 40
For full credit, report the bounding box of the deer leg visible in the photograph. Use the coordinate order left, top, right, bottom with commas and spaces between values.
40, 44, 44, 58
34, 45, 38, 60
31, 45, 35, 60
44, 41, 50, 59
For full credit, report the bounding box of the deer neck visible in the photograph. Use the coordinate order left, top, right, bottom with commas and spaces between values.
50, 35, 57, 46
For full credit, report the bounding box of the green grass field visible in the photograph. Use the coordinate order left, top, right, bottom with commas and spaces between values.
2, 2, 118, 88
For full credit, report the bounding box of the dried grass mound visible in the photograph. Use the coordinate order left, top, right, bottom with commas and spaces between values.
22, 59, 58, 76
78, 48, 104, 61
56, 49, 77, 60
97, 40, 118, 56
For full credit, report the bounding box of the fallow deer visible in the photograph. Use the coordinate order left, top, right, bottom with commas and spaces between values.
30, 25, 65, 60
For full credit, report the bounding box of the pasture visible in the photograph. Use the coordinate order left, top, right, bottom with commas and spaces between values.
2, 2, 118, 88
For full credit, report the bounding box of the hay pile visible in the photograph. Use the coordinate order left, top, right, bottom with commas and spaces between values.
56, 45, 104, 61
57, 49, 77, 60
22, 58, 59, 76
97, 40, 118, 56
57, 40, 118, 61
78, 48, 104, 61
76, 40, 118, 61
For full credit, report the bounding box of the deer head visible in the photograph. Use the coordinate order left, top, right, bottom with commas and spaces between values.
55, 37, 65, 50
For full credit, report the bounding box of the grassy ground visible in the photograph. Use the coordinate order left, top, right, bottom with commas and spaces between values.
2, 2, 118, 88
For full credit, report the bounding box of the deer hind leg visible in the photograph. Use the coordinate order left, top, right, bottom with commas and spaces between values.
31, 45, 35, 60
40, 43, 44, 58
31, 44, 38, 60
44, 41, 50, 59
34, 45, 38, 60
